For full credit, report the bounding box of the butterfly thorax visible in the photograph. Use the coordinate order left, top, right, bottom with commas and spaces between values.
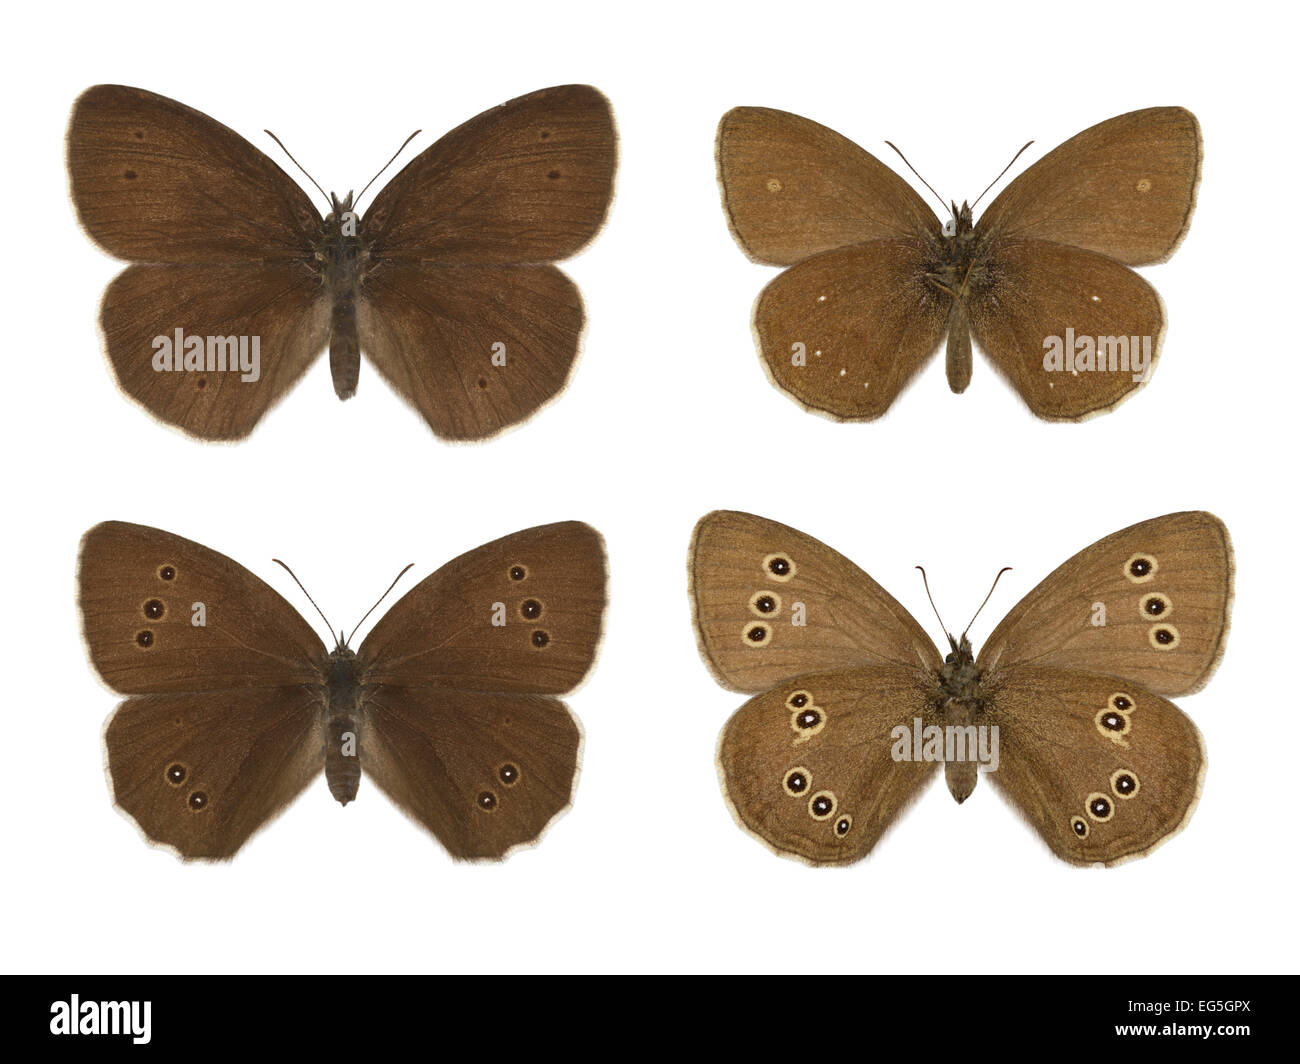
322, 643, 363, 806
928, 202, 982, 297
314, 193, 368, 402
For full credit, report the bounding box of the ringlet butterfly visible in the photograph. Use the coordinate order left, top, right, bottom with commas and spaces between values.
67, 84, 616, 440
78, 520, 607, 859
716, 106, 1201, 420
689, 511, 1232, 865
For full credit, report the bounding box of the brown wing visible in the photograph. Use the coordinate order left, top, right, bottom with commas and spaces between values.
359, 522, 606, 693
356, 263, 583, 440
105, 689, 325, 860
362, 84, 615, 263
79, 522, 326, 694
716, 107, 940, 265
99, 263, 329, 440
978, 513, 1233, 698
964, 239, 1164, 420
975, 107, 1201, 265
68, 84, 320, 262
752, 239, 951, 419
360, 687, 579, 860
719, 667, 938, 864
689, 511, 941, 694
986, 669, 1204, 865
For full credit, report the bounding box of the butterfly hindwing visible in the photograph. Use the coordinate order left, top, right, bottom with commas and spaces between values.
978, 512, 1233, 697
105, 689, 326, 860
360, 687, 580, 860
689, 511, 942, 694
719, 667, 938, 864
753, 240, 951, 419
356, 262, 583, 440
985, 668, 1204, 865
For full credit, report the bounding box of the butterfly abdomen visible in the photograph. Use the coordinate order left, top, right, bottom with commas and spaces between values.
323, 647, 363, 805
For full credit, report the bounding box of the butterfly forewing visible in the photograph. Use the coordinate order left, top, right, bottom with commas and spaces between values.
68, 84, 321, 262
716, 106, 940, 264
974, 107, 1201, 265
689, 511, 942, 694
363, 84, 615, 262
977, 512, 1233, 697
79, 522, 326, 693
985, 668, 1204, 865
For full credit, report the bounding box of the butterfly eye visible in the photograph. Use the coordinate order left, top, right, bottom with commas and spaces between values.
165, 762, 188, 786
136, 630, 155, 648
834, 815, 853, 838
808, 791, 838, 821
476, 791, 498, 812
761, 553, 796, 582
1111, 770, 1140, 799
748, 591, 781, 617
187, 791, 209, 811
782, 767, 811, 796
1149, 624, 1180, 650
520, 599, 543, 620
1071, 816, 1090, 838
1124, 553, 1158, 583
743, 622, 771, 646
158, 565, 176, 581
508, 565, 527, 581
499, 763, 520, 787
1109, 693, 1135, 713
943, 218, 957, 236
1140, 593, 1171, 618
143, 599, 165, 620
1085, 793, 1114, 822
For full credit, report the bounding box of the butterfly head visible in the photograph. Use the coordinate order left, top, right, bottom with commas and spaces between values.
943, 201, 975, 240
326, 191, 356, 221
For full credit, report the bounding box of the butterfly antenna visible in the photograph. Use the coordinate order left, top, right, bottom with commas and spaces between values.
915, 565, 952, 639
885, 141, 947, 213
354, 130, 422, 208
273, 558, 337, 641
971, 141, 1034, 210
962, 567, 1013, 637
264, 129, 332, 208
347, 563, 415, 645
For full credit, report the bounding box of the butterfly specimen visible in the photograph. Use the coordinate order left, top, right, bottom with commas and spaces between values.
78, 521, 607, 859
716, 106, 1201, 420
689, 511, 1232, 865
67, 84, 616, 440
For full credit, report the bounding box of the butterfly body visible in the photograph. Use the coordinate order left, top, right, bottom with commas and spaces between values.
690, 510, 1231, 865
316, 192, 367, 399
323, 643, 363, 804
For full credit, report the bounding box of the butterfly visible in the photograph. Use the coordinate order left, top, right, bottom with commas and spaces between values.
715, 106, 1201, 420
688, 511, 1232, 865
67, 84, 617, 440
78, 520, 607, 860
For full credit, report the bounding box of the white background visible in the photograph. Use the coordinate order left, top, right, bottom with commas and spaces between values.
4, 0, 1296, 974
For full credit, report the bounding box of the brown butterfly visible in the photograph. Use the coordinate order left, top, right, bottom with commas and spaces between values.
68, 84, 616, 440
689, 511, 1233, 865
716, 106, 1201, 420
78, 521, 607, 859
